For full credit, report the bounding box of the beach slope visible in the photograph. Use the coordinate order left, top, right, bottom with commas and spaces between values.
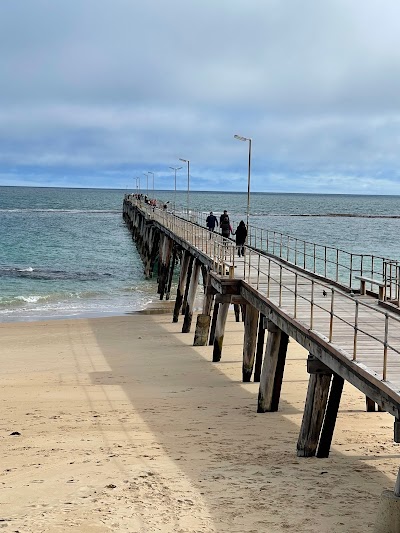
0, 313, 398, 532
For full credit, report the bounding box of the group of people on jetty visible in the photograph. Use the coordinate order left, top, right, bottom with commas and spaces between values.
206, 210, 247, 257
129, 194, 247, 257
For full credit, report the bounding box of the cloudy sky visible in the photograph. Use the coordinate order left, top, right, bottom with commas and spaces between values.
1, 0, 400, 194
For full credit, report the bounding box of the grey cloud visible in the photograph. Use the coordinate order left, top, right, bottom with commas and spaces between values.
1, 0, 400, 191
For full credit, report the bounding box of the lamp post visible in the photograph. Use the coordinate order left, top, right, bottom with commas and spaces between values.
136, 176, 141, 194
143, 172, 149, 196
169, 166, 182, 214
234, 134, 252, 229
148, 171, 155, 194
179, 158, 190, 218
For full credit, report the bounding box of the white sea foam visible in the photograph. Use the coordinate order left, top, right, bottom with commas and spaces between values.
17, 267, 34, 272
15, 295, 44, 303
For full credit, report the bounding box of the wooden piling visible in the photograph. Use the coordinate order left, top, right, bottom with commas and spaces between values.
193, 314, 212, 345
158, 237, 173, 300
316, 373, 344, 458
209, 302, 220, 345
173, 251, 191, 322
182, 260, 201, 333
297, 355, 332, 458
394, 418, 400, 443
257, 322, 289, 412
254, 313, 266, 382
242, 304, 259, 382
165, 246, 177, 300
366, 396, 376, 412
193, 275, 215, 346
212, 301, 230, 362
144, 228, 160, 279
181, 255, 194, 315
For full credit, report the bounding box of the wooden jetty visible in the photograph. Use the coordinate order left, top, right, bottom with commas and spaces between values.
123, 195, 400, 528
123, 196, 400, 448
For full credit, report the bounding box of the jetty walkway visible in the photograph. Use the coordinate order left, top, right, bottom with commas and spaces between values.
123, 197, 400, 458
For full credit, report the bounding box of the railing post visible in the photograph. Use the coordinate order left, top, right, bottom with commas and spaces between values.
324, 247, 327, 278
248, 249, 251, 283
303, 241, 306, 269
295, 239, 298, 266
383, 313, 389, 381
257, 253, 261, 289
294, 273, 298, 318
279, 265, 282, 306
310, 280, 314, 329
353, 300, 359, 361
336, 249, 339, 282
243, 244, 247, 280
313, 243, 316, 273
267, 258, 271, 298
287, 235, 290, 261
329, 288, 334, 342
349, 253, 353, 287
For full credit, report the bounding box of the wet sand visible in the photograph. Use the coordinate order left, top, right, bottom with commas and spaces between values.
0, 312, 398, 532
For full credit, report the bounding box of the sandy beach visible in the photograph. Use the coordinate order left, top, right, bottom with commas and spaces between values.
0, 310, 398, 532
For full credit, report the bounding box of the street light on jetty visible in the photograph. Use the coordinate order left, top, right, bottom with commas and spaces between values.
234, 134, 252, 229
143, 172, 149, 196
136, 176, 141, 194
179, 158, 190, 218
148, 171, 155, 194
169, 166, 182, 215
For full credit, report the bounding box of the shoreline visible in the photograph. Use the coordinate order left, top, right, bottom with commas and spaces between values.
0, 295, 177, 324
0, 311, 398, 531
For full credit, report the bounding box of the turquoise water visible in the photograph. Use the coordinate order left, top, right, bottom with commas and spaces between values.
0, 187, 156, 321
1, 186, 400, 322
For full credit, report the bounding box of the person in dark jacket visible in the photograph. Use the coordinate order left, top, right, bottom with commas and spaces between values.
234, 220, 247, 256
219, 210, 231, 239
206, 211, 218, 236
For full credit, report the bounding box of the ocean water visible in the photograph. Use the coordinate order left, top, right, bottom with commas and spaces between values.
1, 186, 400, 322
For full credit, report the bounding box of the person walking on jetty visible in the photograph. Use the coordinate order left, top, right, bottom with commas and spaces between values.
233, 220, 247, 257
219, 210, 231, 239
206, 211, 218, 237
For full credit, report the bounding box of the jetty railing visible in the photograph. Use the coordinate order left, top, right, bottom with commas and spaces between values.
172, 205, 396, 299
134, 199, 237, 276
241, 247, 400, 383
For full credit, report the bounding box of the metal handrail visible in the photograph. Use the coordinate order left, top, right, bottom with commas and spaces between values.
159, 200, 396, 294
243, 247, 400, 382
